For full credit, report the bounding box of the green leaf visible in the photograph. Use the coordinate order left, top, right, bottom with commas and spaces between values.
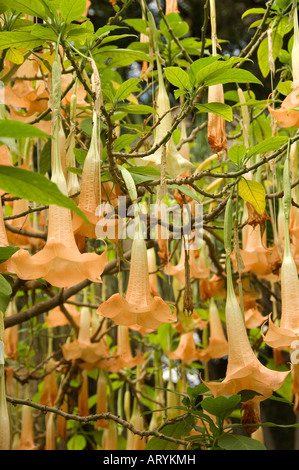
160, 13, 189, 41
0, 247, 20, 264
204, 68, 262, 87
164, 67, 191, 90
2, 0, 47, 19
189, 56, 220, 87
217, 433, 266, 450
115, 104, 156, 115
5, 48, 24, 65
73, 148, 88, 165
39, 140, 51, 175
0, 120, 50, 139
95, 48, 151, 68
0, 166, 88, 223
0, 32, 44, 51
169, 184, 201, 204
238, 178, 266, 215
257, 33, 283, 78
60, 0, 86, 23
245, 136, 289, 160
145, 416, 194, 450
123, 18, 147, 35
67, 434, 87, 450
114, 78, 141, 104
201, 395, 241, 421
114, 134, 138, 152
195, 102, 233, 121
228, 143, 247, 166
31, 23, 58, 41
0, 273, 12, 312
241, 8, 266, 18
187, 383, 209, 399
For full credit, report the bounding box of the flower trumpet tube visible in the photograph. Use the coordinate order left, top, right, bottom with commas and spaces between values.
168, 330, 202, 364
10, 59, 108, 288
135, 56, 194, 178
18, 405, 38, 450
39, 358, 58, 407
197, 298, 228, 362
97, 215, 176, 330
207, 83, 228, 156
4, 300, 18, 360
94, 370, 108, 429
165, 0, 180, 15
204, 196, 290, 427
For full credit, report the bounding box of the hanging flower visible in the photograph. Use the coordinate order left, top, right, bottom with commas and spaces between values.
45, 301, 81, 328
44, 413, 56, 451
165, 0, 180, 15
168, 330, 201, 364
198, 298, 228, 362
78, 370, 89, 417
39, 358, 58, 408
100, 325, 144, 373
164, 241, 210, 285
135, 59, 194, 177
4, 300, 18, 360
61, 307, 112, 370
102, 421, 118, 450
94, 370, 108, 429
147, 247, 160, 297
97, 227, 176, 330
18, 406, 39, 450
207, 84, 228, 156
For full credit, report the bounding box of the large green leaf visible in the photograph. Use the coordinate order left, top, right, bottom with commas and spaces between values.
164, 67, 191, 91
0, 32, 44, 51
195, 102, 233, 121
0, 273, 12, 312
2, 0, 47, 18
0, 120, 51, 139
145, 415, 194, 450
204, 68, 262, 87
94, 48, 151, 67
218, 433, 266, 450
0, 166, 88, 223
60, 0, 86, 23
201, 395, 241, 421
238, 178, 266, 214
245, 136, 289, 160
113, 78, 140, 104
0, 247, 20, 264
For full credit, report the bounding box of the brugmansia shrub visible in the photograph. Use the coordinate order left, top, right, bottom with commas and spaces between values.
0, 0, 299, 452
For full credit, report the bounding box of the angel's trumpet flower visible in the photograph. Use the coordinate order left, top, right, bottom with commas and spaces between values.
18, 405, 38, 450
168, 330, 201, 364
268, 11, 299, 128
102, 421, 118, 450
44, 413, 56, 451
262, 155, 299, 412
45, 301, 81, 328
94, 370, 108, 429
204, 197, 290, 431
164, 241, 210, 285
199, 274, 226, 303
165, 0, 179, 14
39, 358, 58, 407
207, 83, 228, 156
78, 370, 89, 417
147, 247, 160, 297
198, 298, 228, 362
72, 110, 101, 238
10, 60, 108, 288
61, 306, 111, 369
4, 300, 18, 360
135, 58, 194, 178
97, 216, 176, 330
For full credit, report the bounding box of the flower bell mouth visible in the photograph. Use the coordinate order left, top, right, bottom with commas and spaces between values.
97, 232, 177, 330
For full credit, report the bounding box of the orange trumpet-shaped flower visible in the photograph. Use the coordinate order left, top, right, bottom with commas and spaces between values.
94, 370, 108, 429
44, 413, 56, 451
147, 247, 160, 297
39, 358, 58, 407
18, 406, 39, 450
198, 298, 228, 362
135, 59, 194, 177
78, 370, 89, 417
61, 307, 111, 369
100, 325, 144, 373
97, 229, 176, 330
199, 274, 226, 303
0, 365, 10, 450
168, 330, 201, 364
164, 242, 210, 285
102, 421, 118, 450
165, 0, 179, 14
207, 84, 228, 156
204, 256, 290, 415
45, 302, 81, 328
4, 300, 18, 360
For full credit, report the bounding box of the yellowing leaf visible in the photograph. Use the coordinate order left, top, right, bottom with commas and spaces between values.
5, 48, 24, 65
238, 178, 266, 214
